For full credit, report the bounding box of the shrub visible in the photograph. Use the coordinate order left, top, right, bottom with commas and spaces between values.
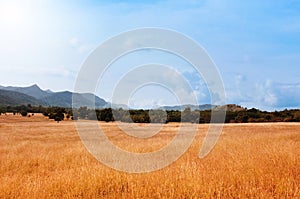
20, 110, 28, 117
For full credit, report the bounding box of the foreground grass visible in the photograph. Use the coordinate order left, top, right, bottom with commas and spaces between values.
0, 114, 299, 198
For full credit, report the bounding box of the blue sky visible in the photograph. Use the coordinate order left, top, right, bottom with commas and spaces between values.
0, 0, 300, 110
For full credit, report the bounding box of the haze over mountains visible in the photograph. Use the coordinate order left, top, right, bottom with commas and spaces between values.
0, 84, 107, 108
0, 84, 241, 111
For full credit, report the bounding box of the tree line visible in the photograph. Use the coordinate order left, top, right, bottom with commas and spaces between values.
75, 107, 300, 123
1, 105, 300, 123
0, 104, 72, 122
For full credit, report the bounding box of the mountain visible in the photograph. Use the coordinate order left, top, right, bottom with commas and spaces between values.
213, 104, 246, 112
40, 91, 107, 108
0, 84, 246, 111
0, 84, 108, 108
161, 104, 217, 111
0, 89, 41, 106
45, 89, 53, 94
1, 84, 50, 99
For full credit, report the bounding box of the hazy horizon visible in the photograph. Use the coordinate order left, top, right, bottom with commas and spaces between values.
0, 83, 297, 112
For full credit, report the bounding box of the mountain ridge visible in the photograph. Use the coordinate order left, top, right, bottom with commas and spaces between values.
0, 84, 246, 111
0, 84, 108, 108
0, 89, 41, 106
161, 104, 217, 111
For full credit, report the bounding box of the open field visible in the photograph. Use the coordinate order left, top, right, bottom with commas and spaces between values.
0, 114, 299, 198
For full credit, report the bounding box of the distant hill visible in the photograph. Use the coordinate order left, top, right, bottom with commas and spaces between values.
213, 104, 246, 112
0, 84, 108, 108
0, 89, 41, 106
40, 91, 107, 108
1, 84, 51, 99
162, 104, 217, 111
0, 84, 248, 111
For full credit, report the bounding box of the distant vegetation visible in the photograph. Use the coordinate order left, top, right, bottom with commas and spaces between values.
1, 84, 299, 123
1, 104, 300, 123
0, 104, 72, 123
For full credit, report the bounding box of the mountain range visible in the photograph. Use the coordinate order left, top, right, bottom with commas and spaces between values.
0, 84, 245, 111
0, 84, 107, 108
161, 104, 217, 111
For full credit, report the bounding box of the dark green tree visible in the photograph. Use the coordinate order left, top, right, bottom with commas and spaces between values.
54, 112, 64, 123
20, 110, 28, 117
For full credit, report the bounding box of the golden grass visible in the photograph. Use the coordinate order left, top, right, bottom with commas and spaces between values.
0, 114, 299, 198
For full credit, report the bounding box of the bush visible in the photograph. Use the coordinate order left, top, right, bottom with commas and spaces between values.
20, 110, 28, 117
294, 111, 300, 122
54, 112, 64, 123
66, 114, 71, 120
48, 112, 65, 123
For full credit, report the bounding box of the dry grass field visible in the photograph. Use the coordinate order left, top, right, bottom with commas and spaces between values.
0, 113, 299, 198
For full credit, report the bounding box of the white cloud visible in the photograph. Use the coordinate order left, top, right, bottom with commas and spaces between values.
255, 80, 278, 106
68, 37, 95, 54
224, 73, 300, 110
69, 37, 79, 47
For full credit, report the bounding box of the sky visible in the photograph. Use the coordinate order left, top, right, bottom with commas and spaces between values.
0, 0, 300, 110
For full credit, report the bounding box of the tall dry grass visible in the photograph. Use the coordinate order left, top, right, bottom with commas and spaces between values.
0, 114, 299, 198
